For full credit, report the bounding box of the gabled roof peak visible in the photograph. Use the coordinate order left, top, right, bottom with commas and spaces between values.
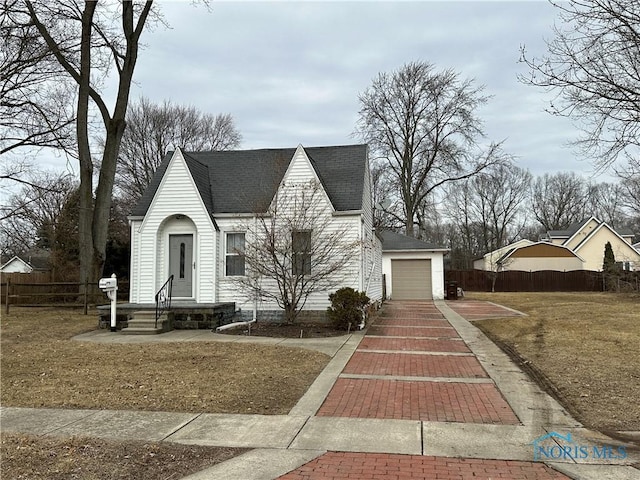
131, 144, 368, 217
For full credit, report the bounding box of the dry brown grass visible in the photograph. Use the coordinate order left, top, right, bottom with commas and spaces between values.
1, 433, 247, 480
468, 292, 640, 432
1, 307, 329, 414
1, 307, 333, 478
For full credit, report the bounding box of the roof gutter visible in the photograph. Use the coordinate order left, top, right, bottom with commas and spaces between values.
383, 248, 450, 253
332, 210, 362, 216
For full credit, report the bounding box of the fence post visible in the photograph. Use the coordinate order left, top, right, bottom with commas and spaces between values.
5, 277, 9, 315
83, 279, 89, 315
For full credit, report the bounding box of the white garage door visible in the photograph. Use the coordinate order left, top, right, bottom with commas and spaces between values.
391, 259, 432, 300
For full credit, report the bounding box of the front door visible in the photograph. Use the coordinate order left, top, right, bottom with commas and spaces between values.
169, 234, 193, 298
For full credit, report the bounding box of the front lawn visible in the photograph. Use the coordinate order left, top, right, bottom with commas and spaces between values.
468, 292, 640, 433
1, 307, 331, 479
0, 307, 329, 414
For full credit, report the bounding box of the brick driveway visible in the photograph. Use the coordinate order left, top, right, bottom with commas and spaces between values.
342, 351, 487, 378
446, 299, 525, 321
279, 300, 572, 480
279, 452, 572, 480
316, 301, 518, 424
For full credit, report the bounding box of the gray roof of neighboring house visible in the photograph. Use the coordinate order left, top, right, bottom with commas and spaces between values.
547, 217, 635, 239
0, 252, 51, 271
546, 218, 593, 238
379, 230, 448, 251
131, 144, 368, 216
617, 227, 636, 236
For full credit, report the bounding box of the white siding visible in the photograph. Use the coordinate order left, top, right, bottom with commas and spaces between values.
476, 239, 535, 271
279, 146, 329, 200
215, 217, 253, 308
130, 149, 216, 303
360, 162, 383, 302
128, 219, 141, 302
382, 251, 446, 300
213, 146, 364, 313
215, 215, 362, 312
0, 257, 32, 273
130, 145, 380, 312
367, 235, 383, 301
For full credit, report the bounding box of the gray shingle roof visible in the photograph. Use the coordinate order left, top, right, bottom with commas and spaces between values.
546, 216, 636, 242
131, 144, 368, 216
380, 230, 448, 251
546, 218, 593, 238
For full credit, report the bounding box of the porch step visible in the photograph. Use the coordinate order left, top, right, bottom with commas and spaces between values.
122, 311, 170, 335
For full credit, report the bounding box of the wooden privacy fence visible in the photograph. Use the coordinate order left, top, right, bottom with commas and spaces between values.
1, 279, 130, 314
445, 269, 640, 292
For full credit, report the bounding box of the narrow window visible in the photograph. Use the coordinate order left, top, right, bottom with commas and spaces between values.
292, 230, 312, 276
226, 233, 245, 276
179, 242, 185, 278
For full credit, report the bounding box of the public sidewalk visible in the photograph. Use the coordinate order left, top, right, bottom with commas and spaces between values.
1, 300, 638, 480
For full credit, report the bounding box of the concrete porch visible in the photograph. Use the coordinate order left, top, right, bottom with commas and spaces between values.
97, 302, 237, 332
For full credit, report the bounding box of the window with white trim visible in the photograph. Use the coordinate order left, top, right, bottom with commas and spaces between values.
292, 230, 312, 276
226, 232, 245, 276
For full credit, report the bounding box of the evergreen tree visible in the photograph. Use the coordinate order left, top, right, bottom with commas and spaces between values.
602, 241, 620, 291
602, 241, 616, 272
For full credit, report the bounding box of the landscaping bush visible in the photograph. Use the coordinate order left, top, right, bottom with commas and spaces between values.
327, 287, 370, 331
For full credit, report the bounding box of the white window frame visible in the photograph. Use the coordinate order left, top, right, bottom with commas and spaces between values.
225, 232, 246, 277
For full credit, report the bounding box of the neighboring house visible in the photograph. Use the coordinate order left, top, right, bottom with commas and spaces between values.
379, 230, 448, 300
476, 216, 640, 272
543, 217, 639, 271
472, 239, 534, 272
128, 144, 388, 318
0, 256, 33, 274
495, 242, 584, 272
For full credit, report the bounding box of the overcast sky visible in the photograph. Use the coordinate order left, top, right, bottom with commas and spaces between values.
39, 1, 603, 180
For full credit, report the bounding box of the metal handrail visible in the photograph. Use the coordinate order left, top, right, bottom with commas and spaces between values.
155, 275, 174, 328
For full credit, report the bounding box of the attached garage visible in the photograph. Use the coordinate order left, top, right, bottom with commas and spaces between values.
391, 259, 432, 300
380, 231, 448, 300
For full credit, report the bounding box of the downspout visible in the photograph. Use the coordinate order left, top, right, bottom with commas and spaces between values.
365, 259, 376, 295
253, 214, 258, 322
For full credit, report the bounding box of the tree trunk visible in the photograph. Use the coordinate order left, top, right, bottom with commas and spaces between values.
404, 218, 415, 238
82, 0, 150, 282
92, 119, 126, 278
77, 2, 97, 286
284, 305, 297, 324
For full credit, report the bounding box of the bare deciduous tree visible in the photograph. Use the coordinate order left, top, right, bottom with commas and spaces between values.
530, 172, 588, 231
519, 0, 640, 174
587, 181, 627, 228
445, 162, 531, 268
0, 171, 76, 262
356, 61, 504, 237
0, 2, 75, 158
621, 176, 640, 211
443, 182, 485, 269
233, 180, 360, 324
470, 163, 532, 252
116, 97, 242, 206
5, 0, 155, 284
370, 162, 399, 230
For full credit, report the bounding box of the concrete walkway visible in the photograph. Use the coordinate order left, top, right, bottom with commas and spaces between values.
1, 300, 638, 479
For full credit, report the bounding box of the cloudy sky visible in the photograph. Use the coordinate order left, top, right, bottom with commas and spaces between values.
48, 1, 601, 179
